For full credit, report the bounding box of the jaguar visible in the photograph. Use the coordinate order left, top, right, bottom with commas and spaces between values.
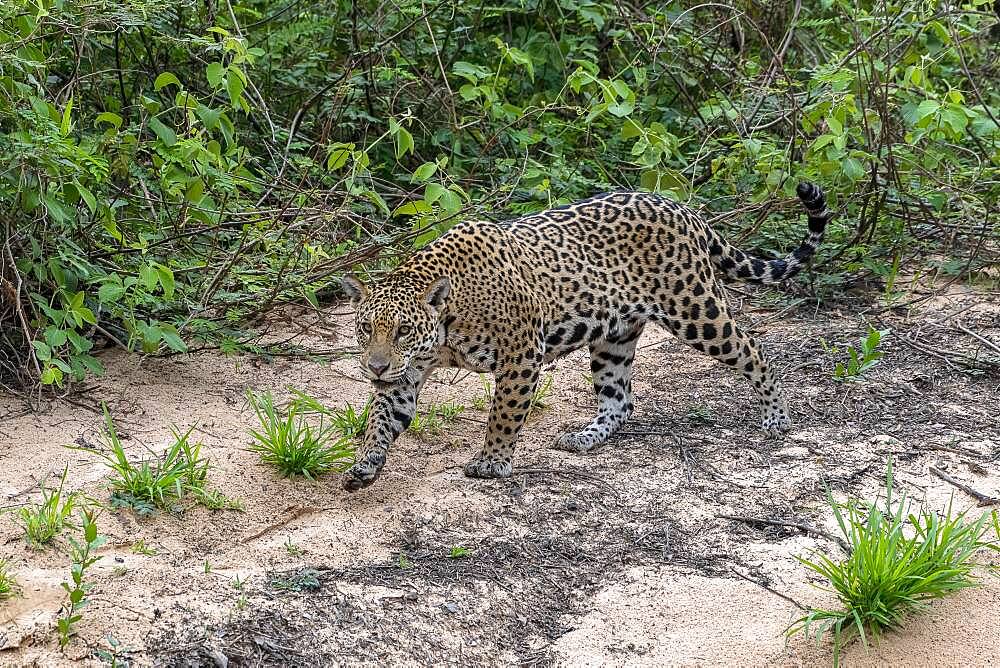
340, 182, 831, 491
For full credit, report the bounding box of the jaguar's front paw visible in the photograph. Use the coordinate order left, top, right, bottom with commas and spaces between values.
761, 411, 792, 438
463, 455, 513, 479
342, 454, 384, 492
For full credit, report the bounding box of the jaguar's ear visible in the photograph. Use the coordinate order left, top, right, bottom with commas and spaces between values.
340, 274, 368, 305
423, 276, 451, 309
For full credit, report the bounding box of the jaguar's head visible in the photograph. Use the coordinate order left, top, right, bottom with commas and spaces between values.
340, 274, 450, 385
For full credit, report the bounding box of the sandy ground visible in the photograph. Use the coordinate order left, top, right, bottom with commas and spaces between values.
1, 283, 998, 667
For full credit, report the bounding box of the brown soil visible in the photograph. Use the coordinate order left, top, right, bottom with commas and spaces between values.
1, 284, 998, 667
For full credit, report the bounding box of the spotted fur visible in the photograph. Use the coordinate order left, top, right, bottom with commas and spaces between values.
340, 182, 832, 491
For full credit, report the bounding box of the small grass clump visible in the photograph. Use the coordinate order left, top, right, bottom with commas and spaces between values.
409, 401, 465, 437
247, 389, 355, 478
16, 466, 80, 547
287, 388, 370, 439
788, 458, 1000, 664
472, 374, 553, 415
78, 407, 236, 516
529, 374, 554, 414
471, 375, 493, 411
0, 560, 20, 600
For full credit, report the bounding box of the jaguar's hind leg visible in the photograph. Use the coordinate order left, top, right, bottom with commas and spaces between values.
553, 324, 644, 453
662, 296, 790, 436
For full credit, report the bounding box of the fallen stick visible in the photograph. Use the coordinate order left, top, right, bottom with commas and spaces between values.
929, 467, 1000, 507
717, 513, 851, 553
729, 568, 807, 611
240, 505, 321, 544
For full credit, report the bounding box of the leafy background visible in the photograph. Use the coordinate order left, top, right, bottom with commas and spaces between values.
1, 0, 997, 391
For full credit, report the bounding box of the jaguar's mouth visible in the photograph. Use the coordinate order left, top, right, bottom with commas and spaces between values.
370, 375, 407, 390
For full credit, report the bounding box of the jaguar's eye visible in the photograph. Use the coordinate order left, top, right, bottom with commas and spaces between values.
397, 325, 412, 337
359, 323, 373, 336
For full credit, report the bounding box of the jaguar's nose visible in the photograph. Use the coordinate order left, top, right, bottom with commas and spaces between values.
367, 358, 390, 378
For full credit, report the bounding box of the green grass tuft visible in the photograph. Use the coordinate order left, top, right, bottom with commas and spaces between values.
0, 560, 20, 600
788, 458, 1000, 665
247, 389, 355, 478
16, 466, 80, 547
78, 406, 237, 515
409, 400, 464, 437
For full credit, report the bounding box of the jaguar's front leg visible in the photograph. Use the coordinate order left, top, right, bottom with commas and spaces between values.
342, 379, 419, 492
464, 344, 542, 479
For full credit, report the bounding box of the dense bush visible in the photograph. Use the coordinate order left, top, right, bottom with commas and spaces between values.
1, 0, 997, 390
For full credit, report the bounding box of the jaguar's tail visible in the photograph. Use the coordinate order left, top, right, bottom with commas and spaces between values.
707, 182, 831, 284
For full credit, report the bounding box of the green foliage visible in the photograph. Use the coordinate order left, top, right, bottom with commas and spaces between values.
824, 327, 890, 381
447, 546, 471, 559
58, 509, 105, 648
16, 466, 80, 547
246, 389, 355, 478
788, 459, 1000, 665
131, 539, 157, 556
529, 375, 555, 414
77, 407, 235, 515
472, 375, 493, 411
409, 401, 465, 437
0, 560, 20, 600
286, 389, 370, 440
270, 568, 321, 592
2, 0, 997, 390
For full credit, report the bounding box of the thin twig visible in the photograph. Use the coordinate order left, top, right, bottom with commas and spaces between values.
729, 567, 808, 611
717, 513, 852, 553
929, 467, 1000, 507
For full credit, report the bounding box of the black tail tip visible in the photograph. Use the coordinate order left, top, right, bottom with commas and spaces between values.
796, 181, 825, 210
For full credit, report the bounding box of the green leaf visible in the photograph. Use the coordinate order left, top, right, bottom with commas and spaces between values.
185, 178, 204, 204
75, 307, 96, 325
155, 264, 175, 299
607, 99, 635, 117
438, 189, 462, 214
139, 265, 159, 291
424, 182, 446, 205
393, 200, 432, 217
159, 324, 187, 352
827, 115, 843, 135
148, 117, 176, 147
452, 61, 489, 83
395, 127, 414, 159
45, 327, 67, 348
412, 162, 438, 182
226, 67, 246, 108
94, 112, 123, 130
154, 72, 182, 91
74, 182, 96, 214
904, 99, 940, 126
206, 62, 226, 88
41, 366, 63, 386
59, 96, 73, 136
196, 105, 221, 131
842, 157, 864, 181
32, 340, 52, 362
327, 143, 354, 171
98, 281, 125, 303
940, 105, 968, 133
621, 118, 643, 140
506, 47, 534, 81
